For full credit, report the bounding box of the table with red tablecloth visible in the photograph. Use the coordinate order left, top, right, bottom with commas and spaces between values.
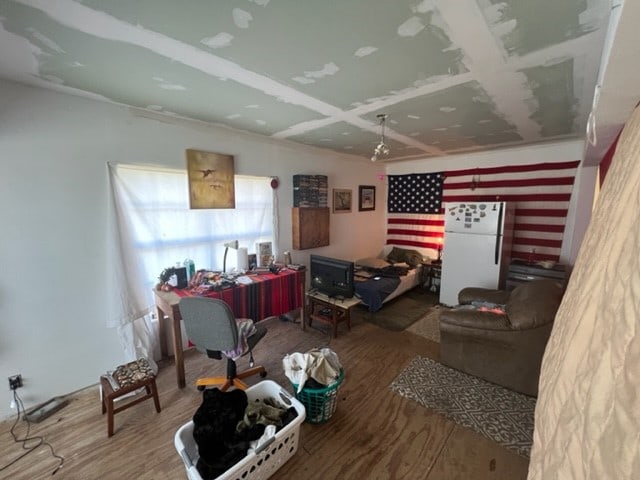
154, 268, 305, 388
174, 270, 302, 321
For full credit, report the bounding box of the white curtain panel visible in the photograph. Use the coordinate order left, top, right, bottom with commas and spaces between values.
107, 163, 273, 360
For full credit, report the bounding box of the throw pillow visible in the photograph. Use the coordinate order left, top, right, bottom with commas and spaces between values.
386, 247, 423, 267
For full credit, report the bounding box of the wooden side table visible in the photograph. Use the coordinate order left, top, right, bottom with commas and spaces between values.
305, 292, 361, 338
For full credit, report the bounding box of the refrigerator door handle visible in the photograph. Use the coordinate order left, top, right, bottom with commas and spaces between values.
494, 203, 504, 264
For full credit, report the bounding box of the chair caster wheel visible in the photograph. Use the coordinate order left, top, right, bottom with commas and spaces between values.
260, 371, 267, 378
197, 385, 205, 391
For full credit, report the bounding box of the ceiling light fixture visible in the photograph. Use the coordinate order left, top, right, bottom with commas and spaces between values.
371, 114, 390, 162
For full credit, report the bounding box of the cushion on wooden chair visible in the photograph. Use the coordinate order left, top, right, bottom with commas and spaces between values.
101, 357, 161, 437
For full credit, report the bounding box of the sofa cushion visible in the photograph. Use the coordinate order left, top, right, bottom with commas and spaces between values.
458, 287, 511, 306
440, 308, 512, 331
506, 279, 564, 329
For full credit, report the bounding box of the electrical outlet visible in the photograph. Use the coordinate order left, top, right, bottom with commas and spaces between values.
9, 374, 22, 390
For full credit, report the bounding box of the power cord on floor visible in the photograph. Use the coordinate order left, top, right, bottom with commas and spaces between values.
0, 389, 64, 476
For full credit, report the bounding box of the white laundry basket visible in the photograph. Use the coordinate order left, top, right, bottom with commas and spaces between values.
174, 380, 305, 480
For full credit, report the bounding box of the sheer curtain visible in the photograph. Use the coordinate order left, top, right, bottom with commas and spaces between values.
107, 163, 273, 361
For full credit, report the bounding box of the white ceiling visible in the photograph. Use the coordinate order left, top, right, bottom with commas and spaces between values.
0, 0, 638, 164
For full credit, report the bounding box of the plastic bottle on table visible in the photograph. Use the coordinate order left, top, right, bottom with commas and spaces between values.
183, 259, 195, 281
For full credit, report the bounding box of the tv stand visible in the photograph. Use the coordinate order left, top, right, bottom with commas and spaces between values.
305, 291, 361, 338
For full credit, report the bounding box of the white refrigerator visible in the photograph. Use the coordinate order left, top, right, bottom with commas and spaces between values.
439, 201, 515, 306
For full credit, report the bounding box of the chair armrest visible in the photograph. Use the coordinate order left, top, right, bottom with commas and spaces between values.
458, 287, 511, 306
440, 309, 512, 331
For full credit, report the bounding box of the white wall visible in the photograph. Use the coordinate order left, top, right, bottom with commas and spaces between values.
0, 80, 386, 419
384, 141, 596, 265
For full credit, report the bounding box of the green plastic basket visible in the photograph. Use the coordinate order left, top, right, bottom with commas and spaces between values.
291, 369, 345, 424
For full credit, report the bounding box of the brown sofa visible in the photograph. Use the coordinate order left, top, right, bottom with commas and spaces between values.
439, 279, 564, 397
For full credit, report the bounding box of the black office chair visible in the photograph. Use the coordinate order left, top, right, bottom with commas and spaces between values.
178, 297, 267, 391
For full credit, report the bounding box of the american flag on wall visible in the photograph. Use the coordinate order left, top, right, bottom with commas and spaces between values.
386, 161, 580, 262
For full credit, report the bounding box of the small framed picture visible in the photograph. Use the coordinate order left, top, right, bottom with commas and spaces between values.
358, 185, 376, 211
332, 188, 352, 213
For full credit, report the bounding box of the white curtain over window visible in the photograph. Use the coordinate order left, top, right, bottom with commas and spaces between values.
107, 163, 273, 361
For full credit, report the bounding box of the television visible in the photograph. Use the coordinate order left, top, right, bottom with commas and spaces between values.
310, 254, 355, 299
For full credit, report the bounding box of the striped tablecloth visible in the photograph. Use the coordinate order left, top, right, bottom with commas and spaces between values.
173, 269, 303, 321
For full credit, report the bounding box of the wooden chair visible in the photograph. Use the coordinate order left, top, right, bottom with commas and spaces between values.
100, 358, 161, 437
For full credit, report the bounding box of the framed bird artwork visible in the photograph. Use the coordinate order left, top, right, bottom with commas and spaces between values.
186, 149, 235, 209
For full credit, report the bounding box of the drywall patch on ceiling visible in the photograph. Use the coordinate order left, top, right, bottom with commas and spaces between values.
153, 76, 186, 91
201, 33, 233, 49
287, 120, 423, 159
26, 27, 65, 53
481, 0, 507, 24
274, 72, 473, 144
304, 62, 339, 80
0, 0, 610, 161
398, 16, 425, 37
0, 6, 323, 135
15, 0, 343, 118
230, 1, 463, 111
292, 62, 339, 85
232, 9, 253, 29
292, 76, 315, 85
369, 81, 521, 152
522, 58, 576, 137
249, 0, 270, 6
354, 46, 377, 58
492, 18, 517, 38
436, 1, 541, 142
413, 0, 435, 14
483, 0, 596, 57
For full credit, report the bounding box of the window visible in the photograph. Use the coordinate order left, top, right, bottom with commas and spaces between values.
112, 163, 273, 300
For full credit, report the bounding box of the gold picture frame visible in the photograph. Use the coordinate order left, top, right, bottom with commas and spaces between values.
332, 188, 352, 213
186, 149, 235, 209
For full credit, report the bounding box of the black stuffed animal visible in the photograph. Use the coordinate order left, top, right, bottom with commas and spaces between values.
192, 388, 250, 479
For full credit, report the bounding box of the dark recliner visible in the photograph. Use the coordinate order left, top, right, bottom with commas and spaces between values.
178, 297, 267, 390
439, 279, 564, 397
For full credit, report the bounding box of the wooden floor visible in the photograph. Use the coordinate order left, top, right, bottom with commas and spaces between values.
0, 302, 530, 480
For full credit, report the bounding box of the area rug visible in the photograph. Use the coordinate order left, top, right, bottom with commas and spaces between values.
353, 290, 438, 331
390, 356, 536, 457
406, 304, 448, 342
